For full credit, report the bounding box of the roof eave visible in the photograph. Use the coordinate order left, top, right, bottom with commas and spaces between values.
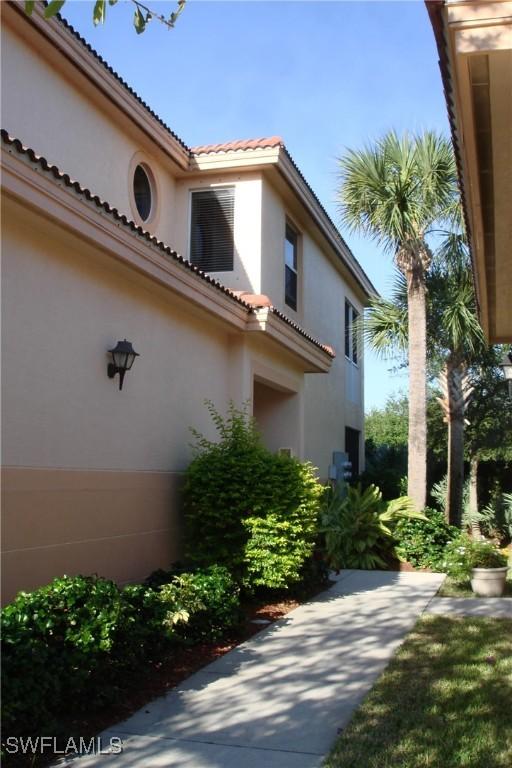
4, 1, 191, 171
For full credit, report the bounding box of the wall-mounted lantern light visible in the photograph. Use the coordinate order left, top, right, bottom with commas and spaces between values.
107, 339, 139, 390
500, 349, 512, 398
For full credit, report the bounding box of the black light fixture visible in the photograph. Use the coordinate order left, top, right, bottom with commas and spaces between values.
107, 339, 139, 390
500, 349, 512, 398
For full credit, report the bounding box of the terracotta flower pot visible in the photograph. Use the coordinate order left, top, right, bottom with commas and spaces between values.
470, 566, 509, 597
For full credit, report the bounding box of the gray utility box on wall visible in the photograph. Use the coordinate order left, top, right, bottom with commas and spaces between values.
328, 451, 352, 494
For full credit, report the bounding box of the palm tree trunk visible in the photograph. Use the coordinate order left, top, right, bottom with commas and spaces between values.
468, 455, 481, 538
443, 364, 473, 527
407, 277, 427, 511
447, 408, 464, 527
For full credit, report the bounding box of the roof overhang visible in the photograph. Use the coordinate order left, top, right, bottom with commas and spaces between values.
1, 136, 333, 375
189, 145, 378, 305
2, 1, 191, 172
427, 0, 512, 343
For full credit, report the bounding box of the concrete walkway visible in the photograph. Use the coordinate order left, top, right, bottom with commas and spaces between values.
427, 596, 512, 618
67, 570, 444, 768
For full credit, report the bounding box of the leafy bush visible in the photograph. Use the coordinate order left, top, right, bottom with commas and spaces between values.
394, 507, 459, 570
1, 575, 126, 736
442, 535, 509, 583
1, 567, 241, 739
483, 491, 512, 542
159, 565, 240, 642
184, 402, 323, 589
320, 484, 426, 570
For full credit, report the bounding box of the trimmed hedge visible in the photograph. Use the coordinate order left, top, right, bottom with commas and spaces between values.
1, 567, 240, 739
184, 402, 323, 589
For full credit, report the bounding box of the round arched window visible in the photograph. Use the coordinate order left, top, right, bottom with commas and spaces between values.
133, 164, 152, 221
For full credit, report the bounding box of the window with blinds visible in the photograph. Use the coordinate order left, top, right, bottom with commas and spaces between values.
345, 299, 359, 364
190, 188, 235, 272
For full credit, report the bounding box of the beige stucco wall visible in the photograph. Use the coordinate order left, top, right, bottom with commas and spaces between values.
173, 173, 263, 294
1, 468, 184, 604
0, 22, 178, 246
260, 177, 303, 324
1, 193, 312, 602
0, 196, 238, 602
260, 177, 365, 477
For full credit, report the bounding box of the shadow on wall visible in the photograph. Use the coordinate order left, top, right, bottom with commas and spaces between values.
253, 379, 300, 457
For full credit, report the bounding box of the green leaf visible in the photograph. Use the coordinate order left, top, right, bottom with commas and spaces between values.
108, 0, 118, 4
133, 6, 146, 34
44, 0, 66, 18
24, 1, 35, 14
93, 0, 106, 25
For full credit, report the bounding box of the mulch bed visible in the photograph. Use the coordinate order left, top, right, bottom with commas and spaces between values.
9, 585, 327, 767
71, 593, 309, 738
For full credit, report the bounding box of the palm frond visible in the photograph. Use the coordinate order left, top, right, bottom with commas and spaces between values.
363, 270, 408, 358
337, 130, 459, 257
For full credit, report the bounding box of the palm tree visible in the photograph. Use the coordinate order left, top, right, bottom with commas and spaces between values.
363, 233, 485, 526
427, 235, 484, 524
338, 131, 458, 510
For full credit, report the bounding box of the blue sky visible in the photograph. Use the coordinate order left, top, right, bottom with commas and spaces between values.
62, 0, 450, 410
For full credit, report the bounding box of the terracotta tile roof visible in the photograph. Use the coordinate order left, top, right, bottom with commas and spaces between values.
1, 130, 335, 360
231, 291, 273, 308
232, 292, 335, 357
192, 137, 377, 299
269, 306, 336, 358
191, 137, 284, 155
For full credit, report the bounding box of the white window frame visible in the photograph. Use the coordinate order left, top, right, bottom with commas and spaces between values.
187, 184, 236, 270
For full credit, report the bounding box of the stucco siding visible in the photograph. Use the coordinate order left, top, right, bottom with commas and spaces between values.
1, 468, 183, 604
174, 174, 263, 293
0, 23, 178, 246
1, 198, 234, 472
302, 233, 365, 476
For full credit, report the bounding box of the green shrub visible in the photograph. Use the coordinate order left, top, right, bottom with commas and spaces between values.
184, 402, 322, 590
320, 484, 427, 570
394, 507, 459, 570
1, 575, 126, 735
159, 565, 241, 642
442, 535, 509, 583
1, 567, 241, 739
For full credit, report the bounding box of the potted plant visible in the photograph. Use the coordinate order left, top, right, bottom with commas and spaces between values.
443, 535, 510, 596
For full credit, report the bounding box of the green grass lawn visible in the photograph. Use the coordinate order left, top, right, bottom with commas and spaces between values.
438, 577, 512, 597
324, 615, 512, 768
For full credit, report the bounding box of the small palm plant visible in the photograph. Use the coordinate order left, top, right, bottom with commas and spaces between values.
320, 484, 426, 570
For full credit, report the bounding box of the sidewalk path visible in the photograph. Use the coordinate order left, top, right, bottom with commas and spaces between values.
67, 570, 444, 768
427, 596, 512, 618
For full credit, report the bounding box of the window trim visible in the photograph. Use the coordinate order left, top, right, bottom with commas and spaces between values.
345, 299, 359, 366
284, 221, 299, 312
187, 185, 236, 272
128, 152, 159, 229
